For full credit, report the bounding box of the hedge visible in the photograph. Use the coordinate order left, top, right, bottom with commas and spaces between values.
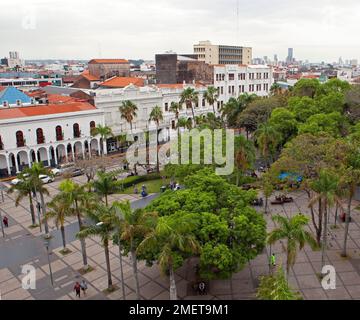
120, 173, 162, 189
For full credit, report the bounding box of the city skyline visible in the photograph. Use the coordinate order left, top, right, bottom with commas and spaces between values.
0, 0, 360, 62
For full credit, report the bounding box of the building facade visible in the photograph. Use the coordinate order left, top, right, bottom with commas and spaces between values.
213, 64, 273, 107
194, 41, 252, 65
0, 101, 105, 177
88, 59, 131, 80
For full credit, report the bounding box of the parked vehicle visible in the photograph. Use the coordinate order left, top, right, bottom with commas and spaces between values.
39, 175, 54, 184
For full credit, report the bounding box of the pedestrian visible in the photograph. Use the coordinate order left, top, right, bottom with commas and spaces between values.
270, 253, 276, 267
3, 216, 8, 228
80, 280, 88, 295
74, 281, 81, 298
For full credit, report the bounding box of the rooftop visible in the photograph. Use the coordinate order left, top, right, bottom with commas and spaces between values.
0, 101, 97, 120
88, 59, 129, 64
100, 76, 145, 88
0, 87, 32, 105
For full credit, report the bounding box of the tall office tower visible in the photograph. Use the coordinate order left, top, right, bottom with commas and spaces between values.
286, 48, 294, 63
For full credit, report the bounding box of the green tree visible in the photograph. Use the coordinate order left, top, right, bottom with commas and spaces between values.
138, 215, 199, 300
257, 267, 301, 300
255, 123, 281, 167
58, 179, 93, 270
119, 100, 138, 131
149, 105, 164, 173
115, 201, 157, 300
77, 203, 117, 291
203, 86, 219, 114
293, 79, 321, 98
267, 214, 318, 277
234, 135, 255, 186
309, 169, 341, 269
46, 194, 70, 251
288, 96, 320, 123
23, 163, 51, 234
8, 173, 37, 226
91, 124, 113, 156
180, 88, 198, 123
269, 108, 298, 144
169, 102, 183, 136
93, 171, 123, 206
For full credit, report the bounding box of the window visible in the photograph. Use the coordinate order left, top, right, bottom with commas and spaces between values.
0, 135, 3, 150
2, 101, 8, 107
221, 87, 224, 94
202, 99, 205, 107
16, 100, 22, 106
73, 123, 80, 138
229, 73, 235, 81
172, 120, 176, 130
16, 131, 25, 147
249, 84, 255, 92
165, 103, 169, 112
90, 121, 96, 130
257, 84, 262, 91
264, 83, 269, 91
36, 128, 44, 144
56, 126, 63, 141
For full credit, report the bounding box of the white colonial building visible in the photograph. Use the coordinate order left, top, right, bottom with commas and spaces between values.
0, 100, 105, 177
213, 64, 273, 108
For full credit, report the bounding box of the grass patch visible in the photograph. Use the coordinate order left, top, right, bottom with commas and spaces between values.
121, 178, 170, 194
330, 225, 340, 230
103, 285, 119, 295
355, 206, 360, 211
59, 248, 72, 256
78, 266, 94, 275
28, 224, 39, 229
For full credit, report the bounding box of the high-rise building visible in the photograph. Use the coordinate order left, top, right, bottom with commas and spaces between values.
193, 40, 252, 65
286, 48, 294, 63
7, 51, 24, 69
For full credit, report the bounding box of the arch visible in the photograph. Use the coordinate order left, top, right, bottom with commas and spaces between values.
17, 150, 29, 171
90, 121, 96, 131
0, 154, 8, 177
9, 153, 16, 175
73, 123, 80, 138
56, 144, 66, 164
49, 146, 56, 167
36, 128, 45, 144
0, 135, 3, 150
74, 141, 83, 160
37, 147, 48, 166
56, 125, 63, 141
67, 143, 73, 162
90, 139, 99, 156
16, 130, 25, 147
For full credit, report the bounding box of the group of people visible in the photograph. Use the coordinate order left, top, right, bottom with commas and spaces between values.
73, 280, 88, 298
134, 184, 148, 198
169, 181, 180, 191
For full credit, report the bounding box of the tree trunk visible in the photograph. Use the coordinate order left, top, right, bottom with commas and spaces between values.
60, 225, 66, 250
321, 200, 328, 270
169, 264, 178, 300
131, 247, 140, 300
334, 203, 339, 227
105, 194, 108, 207
342, 193, 353, 257
286, 247, 291, 281
28, 192, 36, 226
118, 242, 126, 300
317, 198, 323, 246
265, 196, 269, 215
191, 104, 195, 125
156, 124, 160, 173
39, 192, 49, 234
212, 104, 216, 115
76, 202, 88, 269
104, 239, 113, 289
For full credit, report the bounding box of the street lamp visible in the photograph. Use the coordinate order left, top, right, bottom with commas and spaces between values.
44, 238, 54, 287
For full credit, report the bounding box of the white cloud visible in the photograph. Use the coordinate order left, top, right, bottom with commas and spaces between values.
0, 0, 359, 62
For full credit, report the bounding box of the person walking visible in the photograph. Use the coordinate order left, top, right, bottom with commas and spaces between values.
74, 281, 81, 298
270, 253, 276, 267
80, 280, 88, 295
3, 216, 8, 228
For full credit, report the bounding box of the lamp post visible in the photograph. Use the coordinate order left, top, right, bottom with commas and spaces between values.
44, 238, 54, 287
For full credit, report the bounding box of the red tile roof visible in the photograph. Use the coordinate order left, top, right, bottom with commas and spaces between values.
100, 77, 145, 88
0, 86, 5, 92
47, 94, 76, 104
0, 102, 97, 120
88, 59, 129, 64
81, 70, 99, 81
156, 83, 206, 89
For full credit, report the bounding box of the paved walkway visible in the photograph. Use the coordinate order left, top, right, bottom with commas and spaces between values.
1, 182, 360, 300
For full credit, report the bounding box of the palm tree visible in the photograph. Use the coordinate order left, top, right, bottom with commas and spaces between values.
234, 135, 255, 186
138, 216, 199, 300
180, 88, 198, 123
23, 163, 51, 234
221, 93, 257, 128
8, 174, 37, 226
91, 124, 113, 156
255, 123, 281, 167
114, 201, 157, 300
270, 83, 282, 96
267, 214, 318, 278
59, 179, 93, 271
341, 147, 360, 257
169, 102, 182, 134
77, 203, 116, 291
149, 106, 164, 173
119, 100, 138, 131
203, 86, 219, 115
92, 171, 123, 207
46, 194, 70, 251
309, 170, 342, 269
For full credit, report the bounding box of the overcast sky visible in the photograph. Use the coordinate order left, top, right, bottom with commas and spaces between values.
0, 0, 359, 62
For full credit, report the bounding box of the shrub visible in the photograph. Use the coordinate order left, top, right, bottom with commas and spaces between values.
120, 173, 161, 189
